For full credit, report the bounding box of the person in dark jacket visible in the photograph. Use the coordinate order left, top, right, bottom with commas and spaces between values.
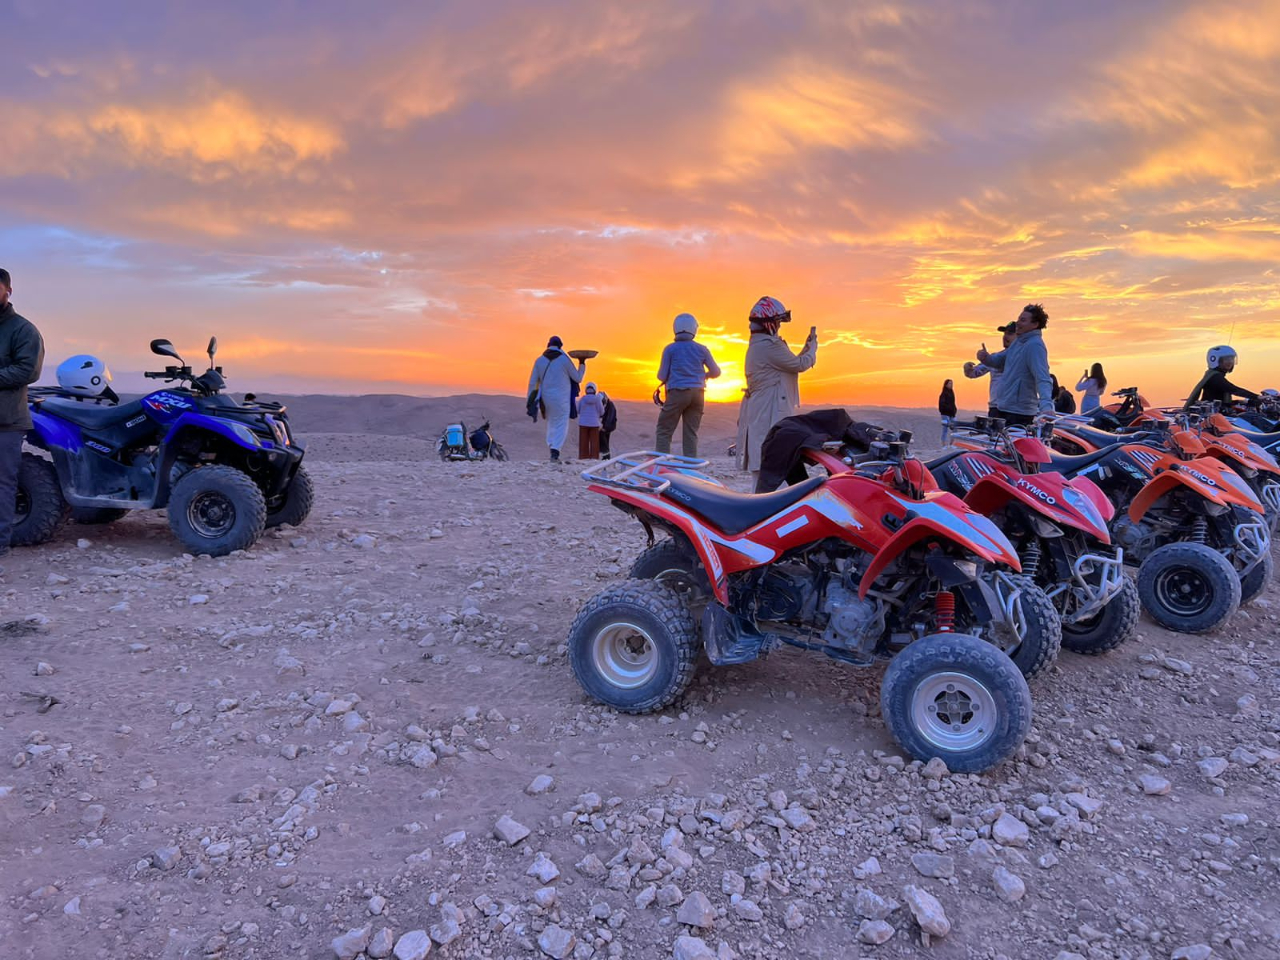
938, 378, 957, 444
0, 268, 46, 571
599, 391, 618, 459
756, 409, 882, 492
1185, 345, 1258, 409
1051, 374, 1076, 414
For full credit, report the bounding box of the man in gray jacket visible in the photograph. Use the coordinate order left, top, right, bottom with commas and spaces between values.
1, 268, 46, 569
975, 303, 1053, 426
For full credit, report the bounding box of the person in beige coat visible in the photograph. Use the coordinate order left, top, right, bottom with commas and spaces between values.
735, 296, 818, 487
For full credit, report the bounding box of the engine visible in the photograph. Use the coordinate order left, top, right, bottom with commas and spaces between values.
1111, 516, 1157, 558
751, 562, 818, 622
821, 582, 886, 651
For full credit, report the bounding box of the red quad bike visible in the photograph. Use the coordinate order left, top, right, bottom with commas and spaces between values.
567, 449, 1042, 774
1043, 420, 1270, 632
816, 420, 1138, 658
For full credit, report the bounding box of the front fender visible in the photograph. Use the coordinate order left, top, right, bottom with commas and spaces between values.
1126, 461, 1252, 522
857, 495, 1022, 598
163, 413, 263, 451
962, 473, 1110, 541
1068, 476, 1115, 522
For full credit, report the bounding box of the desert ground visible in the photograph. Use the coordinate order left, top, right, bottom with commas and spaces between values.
1, 395, 1277, 960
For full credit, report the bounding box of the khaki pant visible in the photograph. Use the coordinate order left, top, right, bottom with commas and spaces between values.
656, 387, 705, 457
579, 425, 600, 460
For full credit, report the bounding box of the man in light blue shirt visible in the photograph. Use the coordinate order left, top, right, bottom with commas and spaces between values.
656, 313, 721, 457
975, 303, 1055, 426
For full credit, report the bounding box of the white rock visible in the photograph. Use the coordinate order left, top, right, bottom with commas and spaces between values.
1197, 757, 1228, 778
1139, 774, 1171, 796
189, 594, 209, 605
526, 774, 555, 795
331, 925, 371, 960
493, 815, 530, 846
536, 923, 576, 959
857, 919, 895, 944
367, 927, 394, 959
992, 812, 1029, 847
903, 885, 950, 938
672, 936, 716, 960
392, 930, 432, 960
992, 866, 1025, 902
35, 661, 54, 676
677, 891, 716, 928
527, 853, 560, 883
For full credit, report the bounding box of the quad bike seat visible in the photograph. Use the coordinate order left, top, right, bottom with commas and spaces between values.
1046, 446, 1118, 475
1061, 424, 1134, 449
660, 474, 826, 536
925, 450, 966, 471
38, 398, 148, 430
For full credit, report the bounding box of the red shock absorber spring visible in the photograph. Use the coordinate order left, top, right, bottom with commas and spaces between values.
934, 591, 956, 633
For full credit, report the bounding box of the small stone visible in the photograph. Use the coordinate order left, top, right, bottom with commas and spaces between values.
1065, 793, 1104, 817
151, 846, 181, 870
732, 899, 762, 922
672, 936, 716, 960
526, 774, 555, 795
782, 902, 805, 930
537, 923, 576, 959
656, 884, 684, 908
1162, 656, 1193, 675
367, 927, 394, 959
857, 919, 895, 945
854, 888, 892, 920
992, 812, 1029, 847
922, 756, 949, 779
63, 896, 81, 916
911, 852, 955, 879
493, 815, 530, 846
677, 891, 715, 928
343, 711, 369, 734
189, 594, 209, 605
533, 886, 557, 908
1139, 774, 1171, 796
903, 885, 950, 938
392, 930, 431, 960
1220, 813, 1249, 828
527, 853, 560, 883
215, 698, 239, 713
35, 661, 54, 676
429, 917, 460, 947
991, 866, 1025, 902
778, 807, 816, 832
1171, 945, 1212, 960
853, 856, 881, 880
331, 925, 372, 960
368, 895, 387, 915
1197, 757, 1228, 779
81, 805, 106, 829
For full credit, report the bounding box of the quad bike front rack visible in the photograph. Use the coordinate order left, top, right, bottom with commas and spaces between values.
580, 451, 716, 494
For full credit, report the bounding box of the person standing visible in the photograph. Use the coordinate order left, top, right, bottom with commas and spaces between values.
527, 335, 585, 462
974, 303, 1054, 427
1076, 362, 1106, 414
0, 268, 45, 574
964, 323, 1015, 418
938, 378, 957, 445
655, 313, 720, 457
1052, 374, 1076, 414
599, 391, 618, 460
577, 382, 604, 460
736, 296, 818, 488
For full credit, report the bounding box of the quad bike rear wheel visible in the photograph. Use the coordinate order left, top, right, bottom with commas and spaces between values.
1060, 576, 1140, 655
880, 632, 1032, 774
167, 465, 267, 557
567, 579, 699, 714
265, 464, 314, 529
9, 454, 68, 546
1136, 541, 1240, 634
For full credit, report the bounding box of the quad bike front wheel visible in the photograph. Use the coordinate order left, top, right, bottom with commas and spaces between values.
1136, 541, 1240, 634
265, 464, 314, 529
1240, 551, 1273, 607
567, 579, 699, 714
880, 633, 1032, 774
985, 574, 1061, 680
167, 465, 267, 557
9, 454, 68, 546
1060, 576, 1140, 655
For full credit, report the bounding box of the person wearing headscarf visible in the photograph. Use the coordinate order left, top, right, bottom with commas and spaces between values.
527, 335, 585, 462
577, 381, 605, 459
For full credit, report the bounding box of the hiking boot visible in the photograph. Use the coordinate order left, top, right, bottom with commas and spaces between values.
550, 449, 561, 463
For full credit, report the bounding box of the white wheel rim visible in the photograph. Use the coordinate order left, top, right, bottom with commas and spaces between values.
910, 670, 997, 752
591, 622, 658, 690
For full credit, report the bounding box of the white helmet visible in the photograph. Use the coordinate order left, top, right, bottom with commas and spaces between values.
1207, 345, 1237, 368
673, 312, 698, 336
57, 355, 113, 395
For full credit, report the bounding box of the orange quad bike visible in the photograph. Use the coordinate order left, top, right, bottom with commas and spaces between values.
1045, 422, 1269, 632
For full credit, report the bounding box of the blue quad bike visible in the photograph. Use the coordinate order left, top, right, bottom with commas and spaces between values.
14, 337, 313, 557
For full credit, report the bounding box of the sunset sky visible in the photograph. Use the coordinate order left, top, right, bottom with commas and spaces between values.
2, 0, 1278, 407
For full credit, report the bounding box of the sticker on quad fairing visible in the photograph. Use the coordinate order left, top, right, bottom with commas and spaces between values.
948, 460, 975, 491
144, 392, 194, 413
1015, 477, 1058, 506
1182, 466, 1218, 487
126, 415, 147, 428
85, 439, 112, 454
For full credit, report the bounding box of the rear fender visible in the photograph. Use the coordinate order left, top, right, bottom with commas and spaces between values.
590, 485, 777, 605
27, 409, 83, 452
858, 493, 1021, 598
803, 448, 853, 475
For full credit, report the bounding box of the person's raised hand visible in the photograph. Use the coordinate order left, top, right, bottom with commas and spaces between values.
976, 343, 990, 362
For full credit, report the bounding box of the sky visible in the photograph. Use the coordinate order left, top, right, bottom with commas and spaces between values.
2, 0, 1278, 408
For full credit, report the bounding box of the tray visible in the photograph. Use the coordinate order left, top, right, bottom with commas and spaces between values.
567, 349, 599, 360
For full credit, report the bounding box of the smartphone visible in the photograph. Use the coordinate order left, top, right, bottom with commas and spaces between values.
809, 325, 817, 339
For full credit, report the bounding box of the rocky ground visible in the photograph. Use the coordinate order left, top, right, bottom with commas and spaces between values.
1, 434, 1278, 960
